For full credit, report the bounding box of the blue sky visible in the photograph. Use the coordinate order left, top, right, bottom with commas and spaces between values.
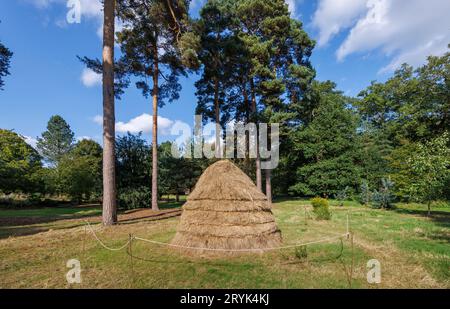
1, 0, 449, 147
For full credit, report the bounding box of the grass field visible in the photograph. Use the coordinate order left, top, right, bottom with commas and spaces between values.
0, 199, 448, 288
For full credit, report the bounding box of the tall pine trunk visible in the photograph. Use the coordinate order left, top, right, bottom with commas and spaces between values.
102, 0, 117, 226
265, 123, 272, 203
151, 43, 159, 211
243, 82, 251, 170
250, 78, 262, 191
214, 77, 221, 158
265, 169, 272, 203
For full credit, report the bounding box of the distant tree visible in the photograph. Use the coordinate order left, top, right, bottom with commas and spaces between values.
115, 0, 191, 210
372, 178, 395, 210
116, 133, 151, 190
36, 115, 75, 166
359, 180, 371, 206
357, 47, 450, 144
58, 140, 103, 202
0, 129, 42, 193
0, 27, 13, 91
159, 141, 202, 201
407, 133, 450, 215
290, 81, 362, 197
115, 133, 151, 209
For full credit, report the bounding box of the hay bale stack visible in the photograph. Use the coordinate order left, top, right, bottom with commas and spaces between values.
171, 160, 282, 253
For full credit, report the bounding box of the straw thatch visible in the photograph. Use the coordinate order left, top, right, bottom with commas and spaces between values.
171, 160, 282, 254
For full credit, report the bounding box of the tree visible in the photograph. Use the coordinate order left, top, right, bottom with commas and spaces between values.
357, 47, 450, 144
0, 22, 13, 91
116, 0, 190, 211
407, 133, 450, 215
116, 133, 151, 209
159, 141, 202, 201
101, 0, 118, 225
195, 0, 235, 158
289, 81, 362, 197
36, 115, 74, 166
58, 140, 102, 202
0, 130, 42, 193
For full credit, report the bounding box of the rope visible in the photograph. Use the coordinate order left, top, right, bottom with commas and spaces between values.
133, 233, 349, 252
84, 221, 134, 251
84, 212, 352, 253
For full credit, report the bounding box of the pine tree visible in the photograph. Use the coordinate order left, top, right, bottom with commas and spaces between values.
37, 115, 75, 166
116, 0, 190, 210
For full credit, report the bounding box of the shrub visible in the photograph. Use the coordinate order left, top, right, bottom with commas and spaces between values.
335, 186, 349, 207
359, 181, 371, 206
372, 178, 394, 209
118, 186, 151, 210
311, 197, 331, 220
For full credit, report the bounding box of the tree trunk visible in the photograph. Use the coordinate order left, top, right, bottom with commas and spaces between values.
151, 43, 159, 211
214, 77, 221, 158
250, 79, 262, 191
243, 82, 250, 170
102, 0, 117, 226
176, 193, 180, 202
265, 168, 272, 204
427, 201, 431, 217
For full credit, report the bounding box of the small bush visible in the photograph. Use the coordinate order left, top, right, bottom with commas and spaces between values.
372, 178, 395, 209
359, 181, 372, 206
118, 186, 151, 210
311, 197, 331, 220
295, 246, 308, 261
335, 186, 349, 207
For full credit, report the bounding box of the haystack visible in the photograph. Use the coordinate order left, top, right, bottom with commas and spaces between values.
171, 160, 282, 253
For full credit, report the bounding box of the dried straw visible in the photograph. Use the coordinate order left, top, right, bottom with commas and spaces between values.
171, 160, 282, 255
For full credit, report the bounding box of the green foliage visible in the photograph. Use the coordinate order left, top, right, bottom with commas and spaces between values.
57, 139, 102, 202
335, 186, 349, 207
0, 38, 13, 90
294, 246, 308, 261
159, 141, 202, 198
37, 115, 75, 165
311, 197, 331, 220
118, 186, 152, 210
372, 178, 395, 209
406, 133, 450, 206
116, 133, 151, 192
0, 129, 42, 194
290, 82, 362, 197
359, 181, 371, 206
357, 48, 450, 144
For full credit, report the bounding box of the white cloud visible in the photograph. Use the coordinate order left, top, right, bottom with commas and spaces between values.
23, 136, 38, 149
28, 0, 102, 17
115, 114, 176, 135
81, 68, 102, 87
76, 136, 93, 142
312, 0, 450, 72
93, 115, 103, 125
286, 0, 303, 17
312, 0, 367, 47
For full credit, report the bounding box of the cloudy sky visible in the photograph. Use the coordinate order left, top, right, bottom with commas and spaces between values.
1, 0, 449, 146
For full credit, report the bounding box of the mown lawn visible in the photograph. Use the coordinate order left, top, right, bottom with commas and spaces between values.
0, 199, 448, 288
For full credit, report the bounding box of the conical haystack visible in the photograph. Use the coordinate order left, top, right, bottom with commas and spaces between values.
171, 160, 282, 253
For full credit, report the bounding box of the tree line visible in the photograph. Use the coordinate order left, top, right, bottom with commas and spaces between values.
0, 1, 448, 221
0, 116, 206, 208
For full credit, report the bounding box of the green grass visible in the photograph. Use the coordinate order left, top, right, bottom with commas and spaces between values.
0, 206, 102, 218
0, 199, 448, 288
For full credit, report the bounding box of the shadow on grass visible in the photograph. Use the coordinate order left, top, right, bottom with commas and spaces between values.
0, 201, 184, 239
393, 207, 450, 227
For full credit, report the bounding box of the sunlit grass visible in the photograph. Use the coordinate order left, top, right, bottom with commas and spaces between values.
0, 199, 448, 288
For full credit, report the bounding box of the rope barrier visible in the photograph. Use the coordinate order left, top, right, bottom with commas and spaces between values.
133, 233, 349, 252
84, 213, 351, 253
84, 221, 134, 251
